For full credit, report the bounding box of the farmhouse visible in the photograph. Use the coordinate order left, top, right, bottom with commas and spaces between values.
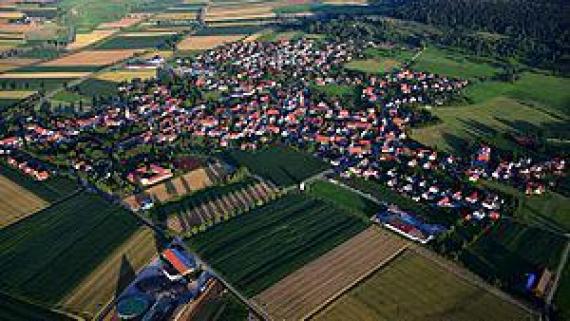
127, 164, 173, 187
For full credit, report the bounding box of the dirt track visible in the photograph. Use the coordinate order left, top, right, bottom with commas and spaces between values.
253, 226, 409, 321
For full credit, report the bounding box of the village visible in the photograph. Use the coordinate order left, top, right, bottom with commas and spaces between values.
0, 38, 565, 232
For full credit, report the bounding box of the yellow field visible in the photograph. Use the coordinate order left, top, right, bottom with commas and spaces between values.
60, 228, 158, 319
0, 90, 36, 99
0, 72, 90, 78
0, 58, 39, 72
0, 11, 24, 19
205, 5, 276, 22
140, 50, 174, 59
94, 69, 156, 82
177, 34, 244, 50
66, 29, 118, 51
41, 50, 141, 67
0, 32, 24, 39
97, 16, 144, 29
243, 28, 273, 42
154, 12, 198, 20
0, 175, 48, 228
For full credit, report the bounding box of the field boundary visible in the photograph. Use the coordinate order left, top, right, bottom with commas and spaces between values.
301, 243, 409, 321
409, 244, 540, 317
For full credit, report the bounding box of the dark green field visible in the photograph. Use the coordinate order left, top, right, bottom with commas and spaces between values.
187, 193, 368, 296
0, 78, 75, 92
0, 192, 140, 305
96, 34, 175, 49
307, 180, 380, 218
0, 164, 79, 203
461, 220, 566, 290
195, 26, 265, 36
0, 292, 74, 321
222, 146, 328, 187
555, 262, 570, 321
77, 78, 119, 97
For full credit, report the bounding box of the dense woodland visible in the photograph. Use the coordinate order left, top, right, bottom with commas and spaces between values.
315, 0, 569, 72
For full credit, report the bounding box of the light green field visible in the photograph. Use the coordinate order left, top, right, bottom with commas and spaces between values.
413, 47, 499, 79
345, 58, 399, 74
313, 251, 536, 321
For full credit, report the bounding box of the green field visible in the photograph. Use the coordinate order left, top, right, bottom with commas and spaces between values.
307, 180, 380, 218
0, 292, 74, 321
222, 146, 329, 187
96, 34, 175, 49
0, 164, 79, 203
77, 78, 119, 97
0, 192, 141, 305
460, 220, 566, 291
0, 78, 75, 92
555, 262, 570, 321
57, 0, 145, 32
345, 47, 415, 74
412, 47, 499, 79
314, 250, 536, 321
187, 193, 368, 296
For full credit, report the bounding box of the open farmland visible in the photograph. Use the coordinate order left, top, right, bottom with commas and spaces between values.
0, 192, 141, 308
412, 47, 499, 79
95, 68, 157, 82
254, 227, 408, 321
222, 146, 329, 187
0, 90, 36, 99
0, 175, 48, 228
65, 29, 118, 51
0, 58, 39, 72
308, 180, 380, 217
60, 228, 158, 319
187, 193, 369, 296
0, 72, 90, 79
177, 34, 245, 50
313, 250, 536, 321
205, 4, 276, 22
40, 50, 141, 67
0, 164, 79, 202
97, 16, 144, 30
95, 33, 177, 50
0, 292, 75, 321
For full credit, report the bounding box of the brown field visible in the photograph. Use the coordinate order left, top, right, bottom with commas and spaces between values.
60, 228, 158, 319
94, 69, 157, 82
0, 58, 39, 72
0, 23, 37, 34
0, 72, 90, 78
0, 175, 48, 228
40, 50, 141, 67
66, 29, 118, 51
177, 35, 245, 50
0, 32, 24, 39
253, 226, 409, 321
123, 167, 219, 211
97, 17, 144, 29
154, 12, 198, 20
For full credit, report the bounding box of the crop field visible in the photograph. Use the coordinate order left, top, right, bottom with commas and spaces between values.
205, 4, 276, 22
123, 166, 217, 211
255, 227, 408, 320
412, 47, 499, 79
345, 58, 399, 74
0, 90, 36, 99
460, 220, 566, 289
555, 262, 570, 321
0, 164, 79, 202
94, 68, 157, 82
40, 49, 140, 66
65, 29, 118, 51
187, 193, 369, 296
177, 34, 245, 50
96, 34, 176, 49
0, 58, 39, 72
0, 192, 141, 306
165, 178, 280, 233
60, 227, 158, 319
195, 25, 265, 36
0, 72, 90, 79
77, 78, 120, 96
0, 175, 48, 228
154, 12, 198, 20
0, 292, 75, 321
222, 146, 329, 187
97, 16, 144, 30
313, 250, 536, 321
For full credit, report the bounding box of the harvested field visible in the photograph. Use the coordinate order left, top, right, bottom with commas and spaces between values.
66, 29, 118, 51
254, 227, 408, 321
121, 31, 178, 37
0, 90, 36, 99
0, 58, 39, 72
60, 228, 158, 319
40, 50, 141, 67
123, 166, 223, 211
154, 12, 198, 20
177, 34, 245, 50
97, 17, 144, 29
0, 72, 90, 78
94, 69, 156, 82
313, 250, 537, 321
0, 175, 48, 228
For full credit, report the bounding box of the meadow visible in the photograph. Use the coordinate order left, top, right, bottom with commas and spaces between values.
313, 250, 536, 321
308, 180, 380, 218
344, 47, 415, 74
412, 47, 499, 79
222, 146, 329, 186
0, 192, 141, 306
187, 193, 368, 297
